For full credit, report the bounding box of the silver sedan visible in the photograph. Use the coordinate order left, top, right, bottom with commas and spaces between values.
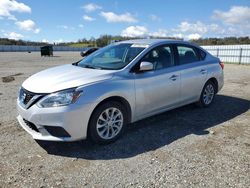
17, 39, 224, 144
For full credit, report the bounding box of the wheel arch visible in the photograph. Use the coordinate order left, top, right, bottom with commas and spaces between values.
207, 77, 219, 93
87, 96, 132, 138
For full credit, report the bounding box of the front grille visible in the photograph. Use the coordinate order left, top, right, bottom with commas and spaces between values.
23, 119, 39, 133
19, 88, 44, 108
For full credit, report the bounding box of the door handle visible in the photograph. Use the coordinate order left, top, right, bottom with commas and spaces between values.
200, 69, 207, 74
169, 75, 178, 81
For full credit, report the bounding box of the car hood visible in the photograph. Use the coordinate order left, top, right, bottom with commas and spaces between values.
22, 64, 114, 93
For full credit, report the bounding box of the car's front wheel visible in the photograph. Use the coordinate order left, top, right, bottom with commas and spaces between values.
88, 101, 128, 144
198, 80, 216, 107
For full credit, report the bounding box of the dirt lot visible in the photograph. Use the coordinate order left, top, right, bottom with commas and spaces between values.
0, 52, 249, 187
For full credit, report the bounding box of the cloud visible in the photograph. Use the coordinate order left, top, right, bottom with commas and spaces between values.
41, 39, 49, 43
58, 25, 69, 29
211, 6, 250, 37
82, 3, 102, 12
83, 15, 95, 21
121, 26, 198, 39
57, 25, 75, 30
119, 19, 243, 40
15, 19, 40, 33
209, 24, 221, 32
174, 20, 249, 38
120, 22, 222, 40
212, 6, 250, 25
149, 29, 168, 37
100, 12, 137, 23
175, 21, 209, 34
172, 33, 183, 39
52, 39, 64, 44
121, 26, 148, 37
187, 33, 201, 40
34, 28, 40, 34
3, 31, 23, 40
0, 0, 31, 20
78, 24, 84, 28
149, 14, 161, 22
172, 21, 225, 38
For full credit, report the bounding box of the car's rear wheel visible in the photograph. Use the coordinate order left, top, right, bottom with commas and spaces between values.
88, 101, 128, 144
198, 80, 216, 107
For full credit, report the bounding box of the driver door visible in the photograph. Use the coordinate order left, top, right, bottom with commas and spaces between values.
133, 45, 181, 119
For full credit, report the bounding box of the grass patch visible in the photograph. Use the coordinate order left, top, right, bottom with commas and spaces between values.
68, 43, 94, 48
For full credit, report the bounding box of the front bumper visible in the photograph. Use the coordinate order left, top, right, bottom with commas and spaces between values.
17, 100, 97, 141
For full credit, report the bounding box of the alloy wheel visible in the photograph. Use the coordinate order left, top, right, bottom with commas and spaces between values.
96, 107, 124, 140
203, 84, 215, 105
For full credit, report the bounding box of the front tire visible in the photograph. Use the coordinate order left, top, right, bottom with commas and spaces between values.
198, 80, 216, 107
88, 101, 128, 144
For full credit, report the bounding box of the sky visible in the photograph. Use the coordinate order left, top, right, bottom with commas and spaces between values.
0, 0, 250, 43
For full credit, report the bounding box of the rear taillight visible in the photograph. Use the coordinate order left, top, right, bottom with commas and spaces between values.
219, 61, 224, 70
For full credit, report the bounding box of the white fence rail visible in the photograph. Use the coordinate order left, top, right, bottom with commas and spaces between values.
0, 44, 250, 64
0, 45, 86, 52
201, 44, 250, 64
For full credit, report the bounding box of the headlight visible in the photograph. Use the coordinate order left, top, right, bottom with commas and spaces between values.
37, 88, 82, 108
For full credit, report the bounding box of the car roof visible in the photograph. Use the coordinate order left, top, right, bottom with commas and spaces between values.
118, 38, 192, 46
117, 38, 201, 49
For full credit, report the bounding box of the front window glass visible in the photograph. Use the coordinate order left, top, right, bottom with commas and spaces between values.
141, 45, 174, 70
78, 43, 145, 70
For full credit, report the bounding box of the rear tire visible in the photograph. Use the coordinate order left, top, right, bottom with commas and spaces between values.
88, 101, 128, 144
197, 80, 216, 107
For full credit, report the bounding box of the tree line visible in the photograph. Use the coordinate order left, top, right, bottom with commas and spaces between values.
190, 37, 250, 45
1, 36, 250, 47
0, 38, 48, 46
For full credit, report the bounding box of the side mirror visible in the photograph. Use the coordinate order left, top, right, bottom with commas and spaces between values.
139, 61, 153, 71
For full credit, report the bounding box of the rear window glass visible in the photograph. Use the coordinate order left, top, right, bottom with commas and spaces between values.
199, 49, 206, 60
177, 46, 199, 65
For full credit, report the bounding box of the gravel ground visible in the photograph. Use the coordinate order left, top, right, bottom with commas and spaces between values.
0, 52, 249, 188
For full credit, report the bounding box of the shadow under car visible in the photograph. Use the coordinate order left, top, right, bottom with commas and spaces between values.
36, 94, 250, 160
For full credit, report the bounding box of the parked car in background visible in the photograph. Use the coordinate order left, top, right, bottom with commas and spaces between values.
80, 47, 99, 57
17, 39, 224, 144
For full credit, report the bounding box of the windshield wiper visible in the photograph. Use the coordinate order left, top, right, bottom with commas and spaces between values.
72, 60, 82, 66
79, 64, 113, 70
83, 64, 103, 69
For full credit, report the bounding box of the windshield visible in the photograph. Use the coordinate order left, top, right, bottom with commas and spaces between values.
77, 43, 145, 70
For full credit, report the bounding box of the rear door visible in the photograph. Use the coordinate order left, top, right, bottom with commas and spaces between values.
175, 44, 208, 103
